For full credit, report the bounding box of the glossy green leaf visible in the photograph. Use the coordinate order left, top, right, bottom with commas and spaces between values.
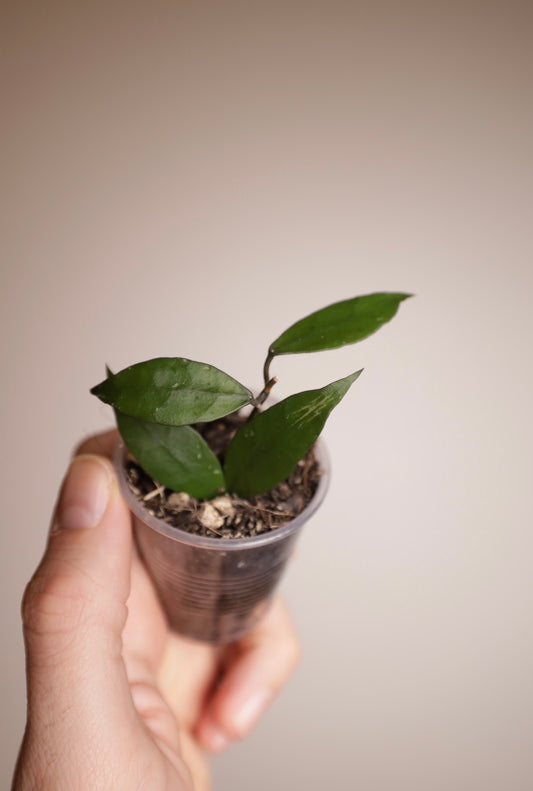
269, 292, 412, 356
91, 357, 253, 426
116, 410, 225, 499
224, 370, 362, 498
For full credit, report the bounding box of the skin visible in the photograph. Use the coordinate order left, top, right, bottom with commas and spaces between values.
12, 430, 300, 791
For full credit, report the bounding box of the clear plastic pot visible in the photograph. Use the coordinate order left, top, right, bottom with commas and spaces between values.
114, 438, 330, 644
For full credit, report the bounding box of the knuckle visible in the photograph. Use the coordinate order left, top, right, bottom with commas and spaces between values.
22, 570, 94, 639
21, 566, 125, 644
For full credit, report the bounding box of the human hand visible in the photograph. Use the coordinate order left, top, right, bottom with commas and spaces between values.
12, 430, 300, 791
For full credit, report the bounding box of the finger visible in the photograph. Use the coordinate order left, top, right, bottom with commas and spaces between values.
121, 549, 168, 673
196, 598, 301, 752
156, 631, 222, 733
21, 454, 134, 736
74, 428, 118, 460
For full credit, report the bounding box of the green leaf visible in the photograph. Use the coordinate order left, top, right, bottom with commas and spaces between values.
224, 370, 362, 498
269, 292, 412, 356
91, 357, 253, 426
116, 410, 225, 499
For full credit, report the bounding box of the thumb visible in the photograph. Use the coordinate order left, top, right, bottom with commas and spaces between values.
21, 454, 133, 729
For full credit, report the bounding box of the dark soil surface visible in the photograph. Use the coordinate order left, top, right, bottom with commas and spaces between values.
125, 413, 321, 540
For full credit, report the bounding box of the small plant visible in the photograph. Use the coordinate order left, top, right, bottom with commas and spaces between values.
91, 292, 411, 500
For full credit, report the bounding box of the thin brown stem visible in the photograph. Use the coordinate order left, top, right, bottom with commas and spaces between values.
247, 350, 278, 422
263, 350, 274, 390
247, 375, 278, 420
259, 375, 278, 404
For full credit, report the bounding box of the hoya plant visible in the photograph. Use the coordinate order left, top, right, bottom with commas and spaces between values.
91, 292, 411, 500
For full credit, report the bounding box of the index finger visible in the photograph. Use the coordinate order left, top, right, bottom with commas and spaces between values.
74, 429, 118, 461
195, 597, 301, 752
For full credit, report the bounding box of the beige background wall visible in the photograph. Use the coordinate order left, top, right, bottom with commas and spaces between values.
1, 2, 532, 789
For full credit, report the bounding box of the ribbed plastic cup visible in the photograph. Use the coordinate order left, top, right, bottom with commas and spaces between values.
114, 438, 330, 644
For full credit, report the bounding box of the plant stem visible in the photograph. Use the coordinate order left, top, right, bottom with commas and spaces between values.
248, 376, 278, 420
258, 375, 278, 405
247, 351, 277, 421
263, 350, 274, 390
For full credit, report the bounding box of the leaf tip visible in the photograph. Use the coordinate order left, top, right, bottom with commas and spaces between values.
341, 368, 363, 389
90, 377, 110, 401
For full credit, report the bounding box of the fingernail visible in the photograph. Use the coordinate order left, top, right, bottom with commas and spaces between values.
232, 690, 272, 736
201, 719, 230, 754
53, 455, 113, 532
